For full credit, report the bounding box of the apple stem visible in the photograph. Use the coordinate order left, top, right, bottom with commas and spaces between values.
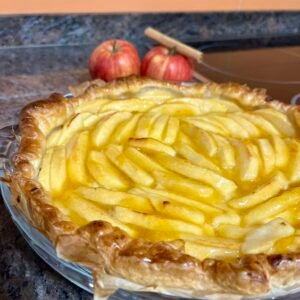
168, 47, 177, 56
111, 40, 119, 53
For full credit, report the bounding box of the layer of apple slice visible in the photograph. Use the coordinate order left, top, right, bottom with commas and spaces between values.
105, 144, 154, 186
148, 114, 169, 141
185, 237, 240, 260
232, 140, 260, 182
135, 86, 183, 103
286, 139, 300, 183
130, 186, 221, 215
127, 137, 176, 156
216, 224, 252, 240
100, 98, 155, 112
228, 172, 288, 209
153, 170, 214, 200
214, 135, 236, 170
38, 147, 54, 192
112, 112, 142, 144
182, 123, 218, 157
207, 97, 243, 112
47, 112, 91, 147
272, 135, 289, 168
124, 146, 165, 172
50, 146, 67, 195
256, 138, 275, 175
149, 103, 201, 116
254, 108, 296, 137
135, 112, 160, 138
47, 111, 110, 148
82, 113, 103, 128
151, 153, 237, 198
112, 206, 203, 235
163, 117, 180, 144
212, 211, 240, 228
66, 130, 90, 184
149, 194, 205, 225
230, 114, 260, 138
65, 195, 137, 237
167, 97, 241, 113
75, 186, 153, 213
210, 114, 249, 139
243, 187, 300, 226
75, 99, 110, 113
241, 218, 295, 254
175, 143, 220, 172
87, 150, 130, 190
92, 111, 132, 147
182, 118, 227, 135
167, 97, 228, 113
237, 112, 281, 136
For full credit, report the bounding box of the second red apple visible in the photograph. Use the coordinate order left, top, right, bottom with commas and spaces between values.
141, 46, 193, 81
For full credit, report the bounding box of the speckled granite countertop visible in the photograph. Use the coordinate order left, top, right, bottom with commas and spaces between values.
1, 12, 300, 300
0, 45, 94, 300
2, 13, 300, 47
0, 45, 93, 127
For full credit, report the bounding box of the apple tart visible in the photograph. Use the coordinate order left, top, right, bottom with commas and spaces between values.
9, 77, 300, 298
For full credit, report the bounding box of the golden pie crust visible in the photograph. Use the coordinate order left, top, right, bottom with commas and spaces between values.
8, 77, 300, 299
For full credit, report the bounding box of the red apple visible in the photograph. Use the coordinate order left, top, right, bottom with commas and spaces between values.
142, 46, 193, 81
89, 40, 141, 81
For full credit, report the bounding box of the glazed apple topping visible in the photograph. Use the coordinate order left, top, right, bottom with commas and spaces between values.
38, 87, 300, 260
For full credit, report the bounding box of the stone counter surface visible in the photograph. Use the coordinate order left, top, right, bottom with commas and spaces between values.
1, 13, 300, 47
0, 45, 94, 300
1, 12, 300, 300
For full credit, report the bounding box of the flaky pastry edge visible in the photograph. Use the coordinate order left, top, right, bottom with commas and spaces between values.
7, 76, 300, 299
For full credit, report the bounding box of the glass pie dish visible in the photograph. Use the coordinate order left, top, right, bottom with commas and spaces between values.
0, 124, 179, 300
2, 93, 300, 300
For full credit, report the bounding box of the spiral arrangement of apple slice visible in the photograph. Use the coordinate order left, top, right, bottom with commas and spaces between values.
39, 87, 300, 260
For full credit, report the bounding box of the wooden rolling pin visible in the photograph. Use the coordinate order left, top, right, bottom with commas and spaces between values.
144, 27, 211, 83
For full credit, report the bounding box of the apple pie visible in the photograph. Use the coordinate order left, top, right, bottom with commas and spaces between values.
9, 77, 300, 298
